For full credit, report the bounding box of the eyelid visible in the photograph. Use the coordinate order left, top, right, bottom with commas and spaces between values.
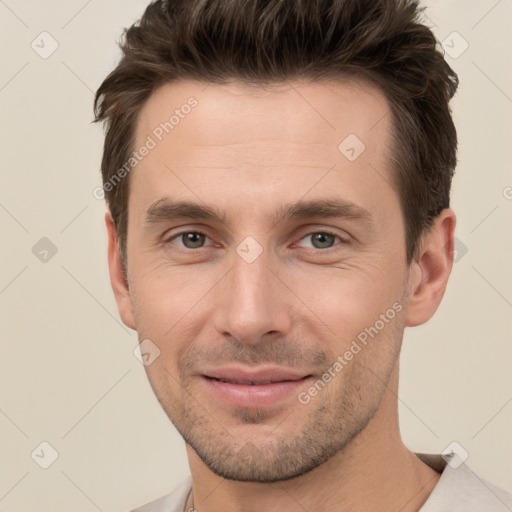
165, 228, 214, 247
164, 226, 350, 252
292, 229, 350, 249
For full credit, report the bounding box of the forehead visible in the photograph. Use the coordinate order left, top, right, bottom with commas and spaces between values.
130, 78, 396, 224
135, 77, 391, 151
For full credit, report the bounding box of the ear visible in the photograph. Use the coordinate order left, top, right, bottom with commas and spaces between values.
105, 210, 136, 330
404, 208, 456, 327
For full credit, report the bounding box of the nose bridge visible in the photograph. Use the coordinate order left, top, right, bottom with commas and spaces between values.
232, 246, 269, 309
213, 242, 291, 342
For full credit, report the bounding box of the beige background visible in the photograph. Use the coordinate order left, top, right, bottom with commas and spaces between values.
0, 1, 511, 511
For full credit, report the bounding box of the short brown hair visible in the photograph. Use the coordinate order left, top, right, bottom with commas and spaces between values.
94, 0, 458, 272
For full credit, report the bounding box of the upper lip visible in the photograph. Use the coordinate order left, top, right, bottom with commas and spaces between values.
202, 366, 311, 385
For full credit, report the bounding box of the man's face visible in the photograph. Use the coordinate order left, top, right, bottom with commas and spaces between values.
122, 78, 414, 481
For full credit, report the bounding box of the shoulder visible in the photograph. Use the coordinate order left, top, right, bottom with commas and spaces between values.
129, 475, 192, 512
418, 453, 512, 512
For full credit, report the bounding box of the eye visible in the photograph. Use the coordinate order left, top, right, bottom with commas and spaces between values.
167, 230, 212, 249
294, 231, 346, 250
165, 229, 347, 252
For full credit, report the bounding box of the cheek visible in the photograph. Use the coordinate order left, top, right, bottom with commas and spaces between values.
129, 265, 220, 361
286, 262, 405, 339
132, 263, 214, 318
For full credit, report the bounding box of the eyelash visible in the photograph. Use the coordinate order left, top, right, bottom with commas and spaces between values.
165, 229, 348, 252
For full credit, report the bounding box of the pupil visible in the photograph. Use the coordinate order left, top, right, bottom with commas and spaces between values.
313, 233, 334, 249
181, 232, 334, 249
184, 232, 204, 248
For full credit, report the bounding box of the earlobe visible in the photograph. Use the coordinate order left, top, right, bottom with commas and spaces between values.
404, 209, 456, 327
105, 211, 136, 330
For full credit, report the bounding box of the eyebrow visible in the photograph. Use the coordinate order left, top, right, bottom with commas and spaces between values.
143, 197, 374, 229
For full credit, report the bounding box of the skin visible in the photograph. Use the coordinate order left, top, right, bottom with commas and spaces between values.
106, 78, 456, 512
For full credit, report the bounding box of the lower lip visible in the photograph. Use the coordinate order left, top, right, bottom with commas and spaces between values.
201, 376, 311, 408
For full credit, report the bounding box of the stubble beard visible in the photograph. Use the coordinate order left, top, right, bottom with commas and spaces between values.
153, 361, 393, 482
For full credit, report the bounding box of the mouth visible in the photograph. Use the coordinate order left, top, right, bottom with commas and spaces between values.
200, 366, 313, 408
208, 378, 290, 385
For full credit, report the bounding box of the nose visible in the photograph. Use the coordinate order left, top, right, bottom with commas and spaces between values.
212, 246, 293, 344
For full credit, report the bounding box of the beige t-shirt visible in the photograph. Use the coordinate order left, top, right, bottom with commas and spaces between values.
130, 453, 512, 512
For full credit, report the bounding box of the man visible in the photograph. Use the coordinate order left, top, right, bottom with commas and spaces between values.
94, 0, 512, 511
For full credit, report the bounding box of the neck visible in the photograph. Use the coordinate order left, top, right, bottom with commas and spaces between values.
185, 365, 441, 512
